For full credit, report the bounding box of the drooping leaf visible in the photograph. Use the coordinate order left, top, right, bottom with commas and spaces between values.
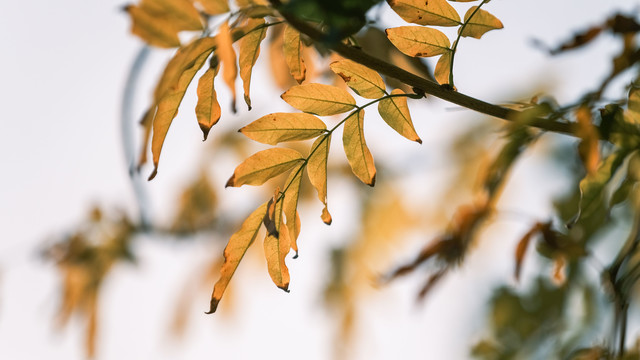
197, 0, 230, 15
239, 112, 327, 145
514, 223, 545, 281
263, 196, 291, 291
434, 50, 453, 85
386, 26, 451, 57
239, 18, 268, 110
268, 25, 298, 89
217, 20, 238, 112
150, 37, 216, 179
283, 25, 307, 84
377, 89, 422, 143
459, 7, 503, 39
125, 5, 181, 48
343, 109, 376, 186
225, 148, 304, 187
330, 59, 386, 99
281, 83, 357, 116
283, 165, 304, 255
307, 135, 332, 224
575, 106, 600, 175
388, 0, 461, 27
195, 61, 222, 141
137, 107, 155, 168
206, 202, 267, 313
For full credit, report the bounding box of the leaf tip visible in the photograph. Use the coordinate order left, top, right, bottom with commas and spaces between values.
148, 167, 158, 181
368, 173, 377, 187
225, 175, 236, 188
293, 251, 299, 259
416, 138, 423, 144
205, 297, 221, 314
200, 124, 211, 141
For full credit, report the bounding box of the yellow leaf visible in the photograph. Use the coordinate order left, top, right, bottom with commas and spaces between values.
195, 63, 222, 141
283, 165, 304, 255
283, 25, 306, 84
343, 109, 376, 186
207, 202, 267, 313
281, 83, 356, 116
226, 148, 304, 187
197, 0, 229, 15
137, 107, 155, 168
217, 20, 238, 112
377, 89, 422, 143
434, 50, 453, 85
307, 135, 333, 224
330, 59, 386, 99
459, 7, 504, 39
239, 19, 268, 110
626, 86, 640, 123
388, 0, 461, 27
263, 197, 291, 291
386, 26, 451, 57
150, 38, 216, 179
125, 5, 181, 48
239, 112, 327, 145
269, 25, 297, 89
141, 0, 203, 31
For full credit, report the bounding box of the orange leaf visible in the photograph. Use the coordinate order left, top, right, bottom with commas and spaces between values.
125, 5, 181, 48
281, 83, 356, 116
434, 50, 453, 86
225, 148, 304, 187
459, 7, 503, 39
195, 62, 222, 141
307, 135, 332, 224
217, 20, 238, 112
239, 18, 268, 110
263, 197, 291, 291
388, 0, 461, 27
343, 109, 376, 186
514, 224, 539, 281
239, 112, 327, 145
386, 26, 451, 57
330, 59, 386, 99
283, 25, 306, 84
207, 202, 268, 313
283, 165, 304, 255
576, 106, 600, 175
197, 0, 230, 15
150, 37, 216, 179
377, 89, 421, 143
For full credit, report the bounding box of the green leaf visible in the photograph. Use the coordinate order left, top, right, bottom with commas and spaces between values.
377, 89, 422, 143
281, 83, 357, 116
386, 26, 451, 57
226, 148, 304, 187
239, 112, 327, 145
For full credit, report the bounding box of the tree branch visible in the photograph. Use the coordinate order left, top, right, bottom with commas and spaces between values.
275, 7, 578, 137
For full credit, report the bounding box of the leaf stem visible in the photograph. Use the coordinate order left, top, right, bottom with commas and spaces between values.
448, 0, 490, 87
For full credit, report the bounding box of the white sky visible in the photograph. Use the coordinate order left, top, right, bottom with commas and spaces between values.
1, 1, 638, 359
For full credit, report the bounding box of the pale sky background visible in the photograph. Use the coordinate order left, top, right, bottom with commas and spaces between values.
1, 1, 638, 359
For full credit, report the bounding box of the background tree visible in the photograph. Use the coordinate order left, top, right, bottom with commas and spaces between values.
2, 0, 640, 359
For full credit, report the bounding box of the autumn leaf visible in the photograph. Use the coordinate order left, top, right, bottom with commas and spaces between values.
386, 26, 451, 57
388, 0, 461, 27
307, 135, 332, 224
217, 20, 238, 112
330, 59, 386, 99
575, 106, 600, 175
281, 83, 357, 116
283, 165, 304, 255
343, 109, 376, 186
263, 196, 291, 291
239, 112, 327, 145
239, 18, 268, 110
268, 25, 297, 89
283, 25, 307, 84
125, 5, 181, 48
197, 0, 229, 15
150, 37, 216, 180
378, 89, 422, 143
207, 202, 268, 313
226, 148, 304, 187
459, 7, 504, 39
148, 0, 203, 31
195, 61, 222, 141
514, 223, 540, 281
434, 50, 453, 85
137, 107, 155, 168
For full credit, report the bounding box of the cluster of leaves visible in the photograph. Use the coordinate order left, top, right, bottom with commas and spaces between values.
123, 0, 506, 313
